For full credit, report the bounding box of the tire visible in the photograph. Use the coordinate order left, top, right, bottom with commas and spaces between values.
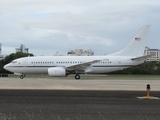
75, 74, 80, 80
20, 75, 24, 79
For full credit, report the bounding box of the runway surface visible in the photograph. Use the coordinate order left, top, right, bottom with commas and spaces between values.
1, 77, 160, 91
0, 90, 160, 120
0, 77, 160, 119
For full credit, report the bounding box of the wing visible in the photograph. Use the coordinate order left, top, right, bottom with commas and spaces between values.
66, 60, 101, 72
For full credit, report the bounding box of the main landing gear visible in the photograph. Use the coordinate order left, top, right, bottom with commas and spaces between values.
75, 74, 80, 80
20, 74, 25, 79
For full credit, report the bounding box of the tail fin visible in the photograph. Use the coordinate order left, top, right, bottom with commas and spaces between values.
109, 25, 151, 57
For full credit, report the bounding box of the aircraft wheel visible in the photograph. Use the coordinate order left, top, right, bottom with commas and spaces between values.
20, 74, 25, 79
75, 74, 80, 80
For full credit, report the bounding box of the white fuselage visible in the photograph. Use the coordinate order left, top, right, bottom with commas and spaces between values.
4, 55, 144, 75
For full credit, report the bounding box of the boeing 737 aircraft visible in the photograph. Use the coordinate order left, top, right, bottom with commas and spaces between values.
4, 25, 151, 79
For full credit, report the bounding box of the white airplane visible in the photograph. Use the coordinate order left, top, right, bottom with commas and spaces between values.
4, 25, 151, 79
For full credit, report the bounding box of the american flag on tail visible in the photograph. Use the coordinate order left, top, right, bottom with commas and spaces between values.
135, 37, 141, 41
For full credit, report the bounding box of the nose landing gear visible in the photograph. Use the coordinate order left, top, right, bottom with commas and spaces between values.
20, 74, 25, 79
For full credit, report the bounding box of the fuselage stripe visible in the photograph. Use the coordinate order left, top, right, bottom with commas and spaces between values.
8, 65, 133, 68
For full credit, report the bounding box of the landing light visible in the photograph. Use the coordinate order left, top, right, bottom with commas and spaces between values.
137, 84, 159, 99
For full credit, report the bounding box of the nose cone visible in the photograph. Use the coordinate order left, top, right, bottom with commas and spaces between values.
3, 64, 10, 71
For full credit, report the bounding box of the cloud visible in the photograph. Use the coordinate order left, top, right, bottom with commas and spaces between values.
0, 0, 160, 55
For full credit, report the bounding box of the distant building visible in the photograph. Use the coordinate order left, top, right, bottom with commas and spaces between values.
16, 44, 29, 53
0, 43, 5, 60
0, 55, 3, 60
0, 54, 6, 60
68, 49, 94, 56
0, 43, 3, 60
144, 47, 160, 61
0, 43, 1, 54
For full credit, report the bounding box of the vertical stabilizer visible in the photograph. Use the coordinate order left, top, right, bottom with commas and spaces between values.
109, 25, 150, 57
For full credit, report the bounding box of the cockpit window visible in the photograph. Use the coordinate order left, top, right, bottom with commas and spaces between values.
12, 61, 17, 63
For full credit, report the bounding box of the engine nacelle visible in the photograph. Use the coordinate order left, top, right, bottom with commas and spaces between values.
48, 67, 66, 76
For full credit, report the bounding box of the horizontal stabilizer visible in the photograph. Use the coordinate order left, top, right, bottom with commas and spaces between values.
131, 55, 151, 61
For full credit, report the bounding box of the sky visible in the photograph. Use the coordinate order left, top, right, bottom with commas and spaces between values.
0, 0, 160, 56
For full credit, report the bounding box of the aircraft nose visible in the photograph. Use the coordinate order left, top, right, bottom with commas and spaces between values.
3, 64, 9, 71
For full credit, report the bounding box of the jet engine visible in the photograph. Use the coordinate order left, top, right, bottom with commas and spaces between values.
48, 67, 66, 76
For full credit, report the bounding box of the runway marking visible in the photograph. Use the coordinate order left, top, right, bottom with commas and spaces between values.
137, 96, 160, 99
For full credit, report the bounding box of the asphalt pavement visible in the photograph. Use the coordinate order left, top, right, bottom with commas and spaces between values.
0, 90, 159, 120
